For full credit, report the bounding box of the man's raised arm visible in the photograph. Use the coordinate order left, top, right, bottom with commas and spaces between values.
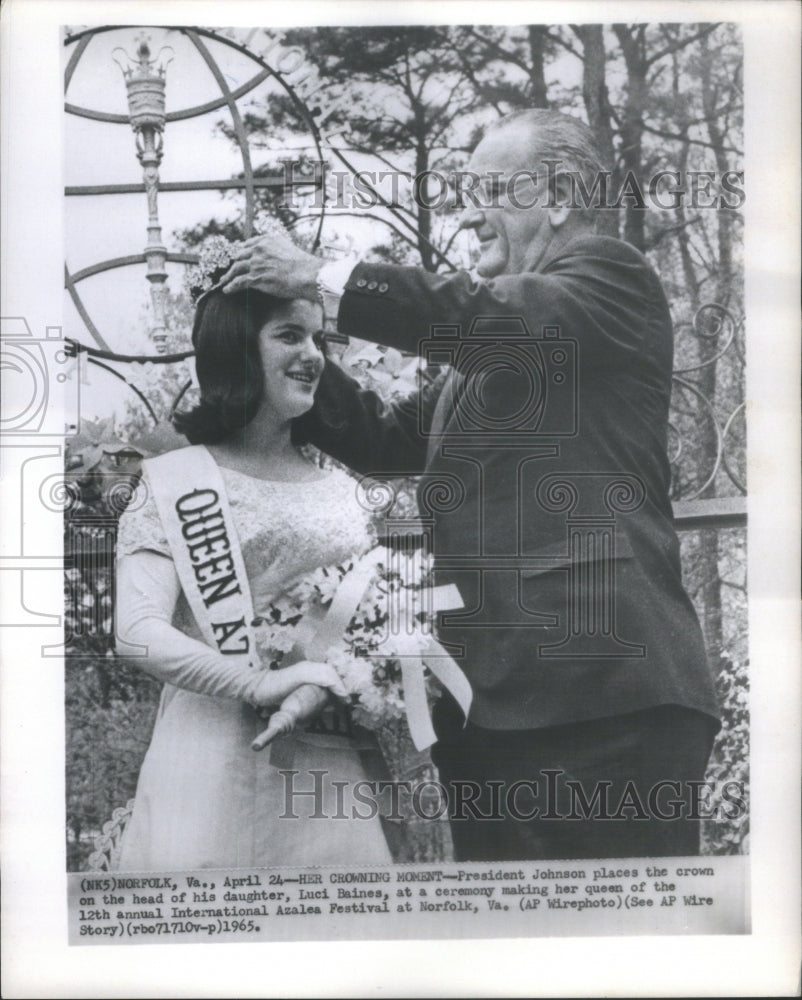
222, 233, 665, 369
295, 355, 437, 477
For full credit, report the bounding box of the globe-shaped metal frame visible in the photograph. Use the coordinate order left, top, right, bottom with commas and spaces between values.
63, 24, 330, 418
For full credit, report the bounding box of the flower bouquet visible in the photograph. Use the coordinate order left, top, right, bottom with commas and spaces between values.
251, 546, 469, 749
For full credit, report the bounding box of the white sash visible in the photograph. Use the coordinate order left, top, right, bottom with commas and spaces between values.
144, 446, 255, 667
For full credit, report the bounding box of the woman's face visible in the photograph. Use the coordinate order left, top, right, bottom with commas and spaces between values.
257, 299, 325, 422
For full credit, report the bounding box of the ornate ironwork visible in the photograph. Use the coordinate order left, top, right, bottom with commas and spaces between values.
64, 25, 327, 378
113, 35, 173, 351
87, 799, 135, 871
669, 302, 746, 503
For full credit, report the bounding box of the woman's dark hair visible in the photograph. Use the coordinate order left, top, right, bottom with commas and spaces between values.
173, 289, 336, 445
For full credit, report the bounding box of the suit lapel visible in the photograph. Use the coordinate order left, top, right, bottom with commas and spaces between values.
425, 367, 463, 467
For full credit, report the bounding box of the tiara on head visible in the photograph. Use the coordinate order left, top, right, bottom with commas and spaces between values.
184, 236, 243, 305
184, 215, 305, 305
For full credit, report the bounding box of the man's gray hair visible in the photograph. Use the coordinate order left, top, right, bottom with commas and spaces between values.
485, 109, 608, 216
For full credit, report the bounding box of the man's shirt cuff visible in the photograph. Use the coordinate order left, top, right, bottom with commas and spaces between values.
317, 258, 357, 297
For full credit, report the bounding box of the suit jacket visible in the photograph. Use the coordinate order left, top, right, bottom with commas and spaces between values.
298, 233, 719, 730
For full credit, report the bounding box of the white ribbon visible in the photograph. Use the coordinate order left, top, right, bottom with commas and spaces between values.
305, 548, 472, 751
304, 549, 385, 661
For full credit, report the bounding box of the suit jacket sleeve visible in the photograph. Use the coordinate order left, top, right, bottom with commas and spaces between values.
295, 356, 439, 476
337, 236, 665, 369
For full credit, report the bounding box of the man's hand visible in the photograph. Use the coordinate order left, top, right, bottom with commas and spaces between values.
221, 233, 323, 300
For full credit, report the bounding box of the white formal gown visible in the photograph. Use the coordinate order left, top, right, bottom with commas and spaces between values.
114, 460, 392, 872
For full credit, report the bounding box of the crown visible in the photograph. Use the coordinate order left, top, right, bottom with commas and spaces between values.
183, 214, 305, 305
183, 236, 242, 304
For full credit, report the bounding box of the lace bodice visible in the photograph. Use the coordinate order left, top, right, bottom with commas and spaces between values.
117, 462, 374, 623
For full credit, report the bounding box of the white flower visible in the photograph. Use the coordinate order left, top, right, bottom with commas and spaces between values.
270, 630, 298, 654
183, 235, 244, 302
289, 576, 319, 605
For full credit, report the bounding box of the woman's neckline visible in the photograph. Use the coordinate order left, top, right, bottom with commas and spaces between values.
220, 464, 331, 485
202, 444, 330, 485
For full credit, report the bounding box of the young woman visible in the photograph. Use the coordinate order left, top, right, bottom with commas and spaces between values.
115, 284, 392, 871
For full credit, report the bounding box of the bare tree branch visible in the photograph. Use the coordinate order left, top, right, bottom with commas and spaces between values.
645, 23, 721, 67
641, 121, 742, 156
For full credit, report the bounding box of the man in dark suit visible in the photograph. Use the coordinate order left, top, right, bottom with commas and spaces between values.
222, 109, 720, 860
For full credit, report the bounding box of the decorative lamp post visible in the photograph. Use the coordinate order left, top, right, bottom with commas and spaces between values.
114, 35, 173, 353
